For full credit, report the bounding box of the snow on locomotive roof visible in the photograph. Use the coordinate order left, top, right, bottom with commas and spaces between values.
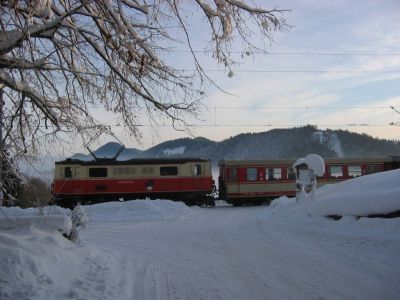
55, 157, 210, 165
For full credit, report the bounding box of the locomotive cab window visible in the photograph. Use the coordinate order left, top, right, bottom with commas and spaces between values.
89, 168, 108, 177
266, 168, 282, 180
160, 166, 178, 176
64, 167, 72, 178
193, 164, 202, 176
246, 168, 257, 181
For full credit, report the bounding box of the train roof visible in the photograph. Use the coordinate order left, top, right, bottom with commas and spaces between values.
55, 157, 210, 166
218, 157, 395, 166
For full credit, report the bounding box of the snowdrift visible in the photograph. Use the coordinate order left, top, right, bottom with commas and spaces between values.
310, 168, 400, 217
0, 225, 90, 299
83, 199, 191, 223
0, 215, 71, 234
271, 169, 400, 218
0, 199, 191, 299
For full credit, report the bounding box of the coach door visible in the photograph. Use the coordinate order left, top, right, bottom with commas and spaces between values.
192, 163, 203, 190
227, 167, 240, 197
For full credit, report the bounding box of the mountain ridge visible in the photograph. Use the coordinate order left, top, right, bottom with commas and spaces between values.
71, 126, 400, 163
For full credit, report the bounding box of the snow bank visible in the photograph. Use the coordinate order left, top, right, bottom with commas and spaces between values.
0, 200, 191, 299
0, 215, 71, 235
1, 205, 71, 217
83, 199, 191, 223
1, 199, 190, 225
0, 205, 72, 234
310, 168, 400, 217
270, 169, 400, 218
0, 226, 72, 299
0, 224, 118, 299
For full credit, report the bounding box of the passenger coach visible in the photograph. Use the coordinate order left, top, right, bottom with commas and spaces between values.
218, 157, 399, 206
52, 158, 215, 208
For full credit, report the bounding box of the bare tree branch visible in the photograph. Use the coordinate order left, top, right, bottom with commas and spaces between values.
0, 0, 288, 199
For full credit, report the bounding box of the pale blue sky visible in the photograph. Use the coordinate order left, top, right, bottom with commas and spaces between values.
77, 0, 400, 153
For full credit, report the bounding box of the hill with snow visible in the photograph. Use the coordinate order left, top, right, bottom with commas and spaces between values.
69, 126, 400, 163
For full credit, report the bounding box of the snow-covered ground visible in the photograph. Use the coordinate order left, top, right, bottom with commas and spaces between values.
1, 170, 399, 299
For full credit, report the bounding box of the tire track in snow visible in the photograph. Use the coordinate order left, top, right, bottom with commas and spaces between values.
132, 261, 149, 300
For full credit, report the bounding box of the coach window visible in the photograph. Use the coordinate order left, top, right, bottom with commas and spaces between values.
329, 166, 343, 178
89, 168, 108, 177
266, 168, 282, 180
287, 167, 296, 180
246, 168, 257, 181
366, 164, 380, 175
64, 167, 72, 178
348, 165, 361, 177
194, 164, 201, 176
160, 166, 178, 176
229, 168, 237, 181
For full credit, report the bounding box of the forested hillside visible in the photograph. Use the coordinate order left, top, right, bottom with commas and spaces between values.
74, 126, 400, 162
137, 126, 400, 161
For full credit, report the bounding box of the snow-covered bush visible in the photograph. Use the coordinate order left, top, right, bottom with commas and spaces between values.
68, 204, 89, 243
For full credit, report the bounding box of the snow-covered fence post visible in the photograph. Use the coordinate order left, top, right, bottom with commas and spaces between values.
69, 204, 89, 244
293, 154, 325, 202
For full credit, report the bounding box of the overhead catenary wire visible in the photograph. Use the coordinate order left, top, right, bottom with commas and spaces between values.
165, 48, 400, 73
20, 105, 400, 128
178, 69, 400, 74
169, 49, 400, 56
82, 105, 400, 111
31, 123, 400, 129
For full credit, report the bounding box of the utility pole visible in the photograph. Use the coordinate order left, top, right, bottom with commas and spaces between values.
0, 87, 3, 207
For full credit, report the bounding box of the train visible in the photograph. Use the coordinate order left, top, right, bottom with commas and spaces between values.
218, 156, 400, 206
52, 156, 400, 208
52, 158, 215, 208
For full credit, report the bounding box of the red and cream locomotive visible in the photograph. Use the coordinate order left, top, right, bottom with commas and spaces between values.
52, 158, 215, 208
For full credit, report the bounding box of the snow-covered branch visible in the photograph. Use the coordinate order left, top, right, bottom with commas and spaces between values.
0, 0, 288, 200
0, 71, 60, 126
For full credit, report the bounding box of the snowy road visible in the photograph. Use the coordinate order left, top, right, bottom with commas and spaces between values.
81, 205, 400, 300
